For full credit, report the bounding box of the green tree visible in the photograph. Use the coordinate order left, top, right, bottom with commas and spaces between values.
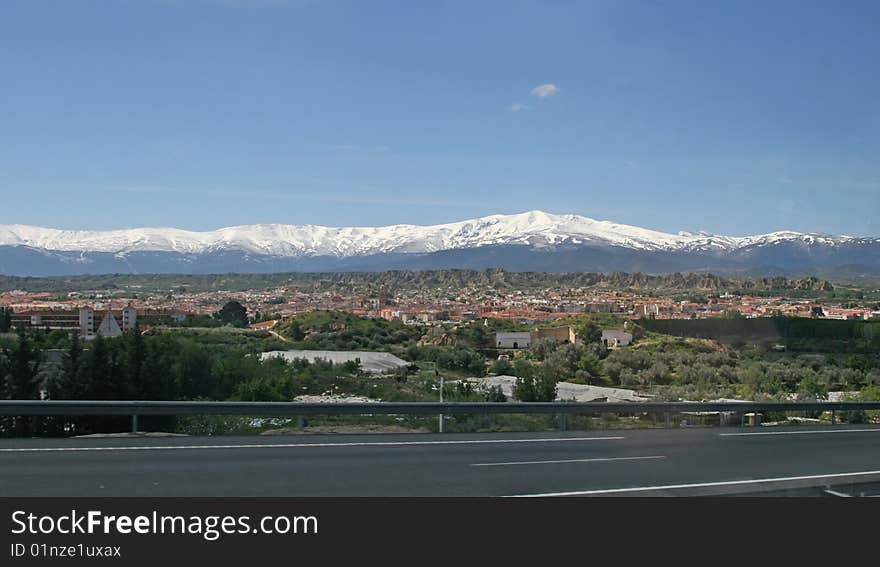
46, 332, 86, 434
175, 342, 213, 399
797, 374, 828, 401
0, 308, 12, 333
5, 327, 43, 436
576, 321, 603, 345
82, 334, 115, 400
484, 384, 507, 402
858, 385, 880, 423
576, 354, 604, 384
141, 340, 176, 401
213, 301, 249, 328
6, 326, 42, 399
0, 349, 7, 398
0, 344, 8, 433
512, 362, 557, 402
48, 332, 84, 400
123, 328, 146, 398
490, 357, 513, 375
530, 338, 559, 361
544, 343, 581, 380
286, 321, 306, 341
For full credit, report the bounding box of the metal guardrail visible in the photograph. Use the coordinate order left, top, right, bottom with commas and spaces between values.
1, 400, 879, 433
2, 399, 880, 416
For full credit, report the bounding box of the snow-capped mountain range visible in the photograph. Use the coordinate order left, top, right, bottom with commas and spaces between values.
0, 211, 870, 256
1, 211, 878, 276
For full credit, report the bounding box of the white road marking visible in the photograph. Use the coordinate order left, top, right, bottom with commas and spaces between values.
0, 436, 625, 453
471, 455, 665, 467
721, 428, 880, 437
509, 469, 880, 497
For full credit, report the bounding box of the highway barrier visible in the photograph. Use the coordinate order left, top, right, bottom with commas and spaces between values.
1, 399, 879, 433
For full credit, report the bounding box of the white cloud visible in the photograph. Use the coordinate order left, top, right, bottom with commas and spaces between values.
530, 83, 560, 98
510, 103, 528, 112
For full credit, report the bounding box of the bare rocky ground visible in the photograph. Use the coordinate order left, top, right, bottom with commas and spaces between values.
292, 394, 378, 403
469, 375, 652, 403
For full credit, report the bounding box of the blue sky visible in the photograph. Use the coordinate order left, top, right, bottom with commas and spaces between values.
1, 0, 878, 236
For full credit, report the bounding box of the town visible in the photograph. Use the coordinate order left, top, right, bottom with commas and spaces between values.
2, 271, 878, 339
1, 269, 878, 436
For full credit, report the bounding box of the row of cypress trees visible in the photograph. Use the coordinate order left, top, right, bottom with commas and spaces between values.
1, 326, 181, 436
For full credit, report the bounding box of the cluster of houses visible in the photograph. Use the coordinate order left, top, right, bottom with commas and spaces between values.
494, 326, 633, 350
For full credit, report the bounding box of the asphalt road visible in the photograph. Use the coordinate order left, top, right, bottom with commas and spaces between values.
2, 426, 880, 496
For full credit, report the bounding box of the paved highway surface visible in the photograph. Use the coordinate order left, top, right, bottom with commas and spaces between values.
2, 426, 880, 496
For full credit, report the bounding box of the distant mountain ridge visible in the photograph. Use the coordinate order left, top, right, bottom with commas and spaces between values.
0, 270, 838, 294
1, 211, 878, 276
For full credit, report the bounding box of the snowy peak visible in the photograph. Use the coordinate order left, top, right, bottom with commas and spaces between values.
0, 211, 872, 258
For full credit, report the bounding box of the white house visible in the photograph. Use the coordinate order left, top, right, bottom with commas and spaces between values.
601, 330, 632, 348
495, 332, 532, 349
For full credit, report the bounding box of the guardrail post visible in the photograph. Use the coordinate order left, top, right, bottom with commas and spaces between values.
131, 414, 138, 434
831, 410, 836, 425
560, 413, 567, 431
664, 412, 670, 429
